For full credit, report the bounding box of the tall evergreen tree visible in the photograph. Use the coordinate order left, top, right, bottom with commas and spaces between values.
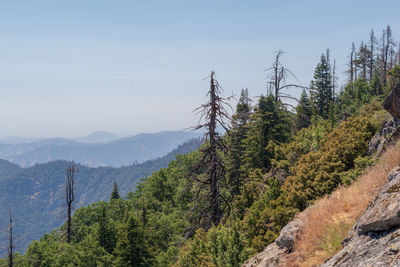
98, 206, 116, 254
115, 215, 150, 267
370, 73, 383, 96
241, 94, 291, 176
311, 53, 333, 119
226, 89, 251, 195
110, 181, 120, 200
294, 89, 312, 131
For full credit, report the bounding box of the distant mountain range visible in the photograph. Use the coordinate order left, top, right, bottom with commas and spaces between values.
0, 131, 119, 145
0, 131, 202, 167
73, 131, 119, 143
0, 138, 202, 255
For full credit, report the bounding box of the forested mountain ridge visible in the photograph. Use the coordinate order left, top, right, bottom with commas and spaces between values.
4, 26, 400, 266
0, 138, 201, 256
0, 131, 202, 167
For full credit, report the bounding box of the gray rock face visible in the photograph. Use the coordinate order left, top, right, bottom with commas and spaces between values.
357, 172, 400, 234
368, 116, 400, 156
276, 218, 302, 251
321, 168, 400, 267
388, 167, 400, 182
383, 83, 400, 120
242, 243, 288, 267
242, 216, 304, 267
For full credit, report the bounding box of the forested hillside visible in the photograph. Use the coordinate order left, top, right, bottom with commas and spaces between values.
0, 138, 201, 256
4, 26, 400, 266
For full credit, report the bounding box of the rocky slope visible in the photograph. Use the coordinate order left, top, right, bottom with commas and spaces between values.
243, 165, 400, 267
321, 167, 400, 266
242, 211, 304, 267
243, 84, 400, 267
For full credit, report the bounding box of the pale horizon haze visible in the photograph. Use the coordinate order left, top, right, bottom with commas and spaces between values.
1, 1, 400, 138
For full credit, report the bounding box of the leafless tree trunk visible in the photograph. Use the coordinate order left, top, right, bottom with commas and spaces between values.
266, 50, 307, 104
349, 43, 355, 83
332, 59, 336, 97
7, 209, 14, 267
361, 43, 368, 79
369, 30, 376, 81
66, 165, 76, 243
187, 71, 231, 232
381, 25, 395, 86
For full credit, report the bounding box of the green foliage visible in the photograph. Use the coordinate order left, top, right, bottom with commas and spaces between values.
241, 94, 292, 175
371, 73, 383, 96
339, 78, 375, 115
0, 138, 201, 253
283, 115, 377, 210
177, 222, 254, 267
311, 53, 333, 119
115, 215, 151, 267
295, 89, 313, 131
14, 55, 394, 267
110, 181, 120, 200
98, 206, 117, 254
226, 89, 251, 196
241, 178, 297, 251
270, 116, 332, 177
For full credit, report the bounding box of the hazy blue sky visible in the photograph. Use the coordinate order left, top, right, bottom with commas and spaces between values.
1, 1, 400, 137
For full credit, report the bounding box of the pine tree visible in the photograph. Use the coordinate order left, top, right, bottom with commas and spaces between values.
294, 89, 312, 131
110, 181, 120, 200
370, 73, 383, 96
98, 206, 116, 254
115, 215, 150, 267
226, 89, 251, 195
241, 94, 291, 176
311, 53, 333, 119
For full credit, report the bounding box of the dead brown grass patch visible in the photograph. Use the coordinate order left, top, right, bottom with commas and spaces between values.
286, 145, 400, 267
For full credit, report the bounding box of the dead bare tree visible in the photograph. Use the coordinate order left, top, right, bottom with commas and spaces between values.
369, 29, 376, 81
187, 71, 232, 233
265, 50, 308, 107
380, 25, 396, 86
348, 43, 356, 83
7, 209, 14, 267
65, 165, 77, 243
332, 59, 337, 97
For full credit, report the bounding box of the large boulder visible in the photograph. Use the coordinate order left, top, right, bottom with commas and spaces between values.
368, 116, 400, 156
242, 216, 304, 267
383, 83, 400, 119
321, 168, 400, 267
275, 218, 302, 251
242, 243, 288, 267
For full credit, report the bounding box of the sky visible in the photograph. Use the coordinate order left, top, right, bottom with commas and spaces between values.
1, 0, 400, 138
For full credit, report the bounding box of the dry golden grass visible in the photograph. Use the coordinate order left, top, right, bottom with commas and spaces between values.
286, 145, 400, 267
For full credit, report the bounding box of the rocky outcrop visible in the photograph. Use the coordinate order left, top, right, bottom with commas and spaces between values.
321, 168, 400, 267
242, 216, 304, 267
242, 243, 288, 267
368, 83, 400, 156
368, 116, 400, 156
275, 218, 302, 251
383, 83, 400, 119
